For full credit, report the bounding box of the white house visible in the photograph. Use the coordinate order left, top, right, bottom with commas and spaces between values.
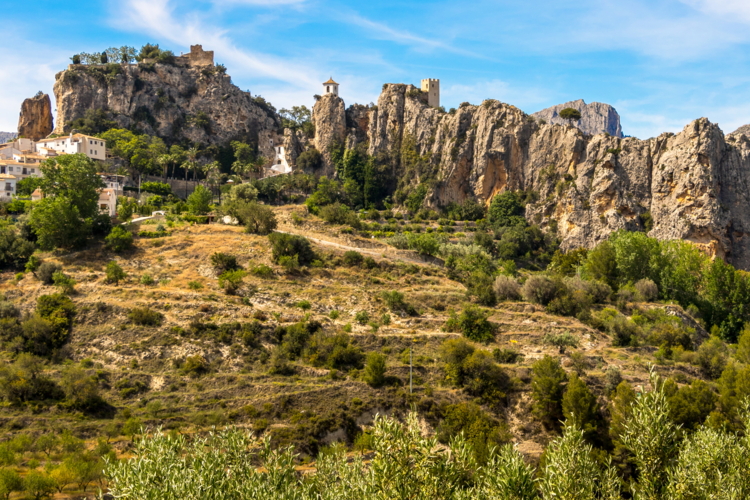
269, 145, 292, 175
0, 161, 40, 180
0, 174, 17, 201
35, 133, 107, 161
98, 188, 117, 217
99, 173, 126, 195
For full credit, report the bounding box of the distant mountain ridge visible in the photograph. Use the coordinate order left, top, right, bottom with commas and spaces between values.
532, 99, 624, 138
0, 132, 17, 143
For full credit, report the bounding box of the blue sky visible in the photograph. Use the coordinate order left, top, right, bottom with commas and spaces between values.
3, 0, 750, 139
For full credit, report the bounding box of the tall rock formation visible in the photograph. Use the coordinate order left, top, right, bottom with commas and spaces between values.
334, 84, 750, 270
312, 93, 346, 176
53, 62, 280, 157
532, 99, 623, 138
17, 93, 53, 141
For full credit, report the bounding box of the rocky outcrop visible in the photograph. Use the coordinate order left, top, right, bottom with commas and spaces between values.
282, 128, 306, 166
335, 84, 750, 270
312, 94, 346, 175
532, 99, 623, 138
53, 63, 280, 157
0, 132, 17, 144
17, 93, 53, 141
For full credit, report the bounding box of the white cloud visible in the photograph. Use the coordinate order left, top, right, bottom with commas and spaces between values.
681, 0, 750, 24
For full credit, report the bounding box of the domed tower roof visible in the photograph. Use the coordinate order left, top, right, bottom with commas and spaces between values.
323, 77, 339, 85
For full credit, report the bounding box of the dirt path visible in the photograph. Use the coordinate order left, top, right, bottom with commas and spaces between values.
275, 228, 439, 266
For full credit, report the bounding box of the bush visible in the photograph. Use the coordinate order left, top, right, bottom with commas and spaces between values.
128, 307, 163, 326
186, 185, 212, 215
493, 348, 523, 364
218, 270, 247, 295
36, 262, 62, 285
342, 251, 364, 266
52, 272, 76, 294
210, 252, 239, 273
250, 264, 274, 279
521, 275, 560, 305
319, 202, 357, 225
696, 336, 728, 379
363, 352, 387, 387
268, 233, 315, 266
141, 182, 172, 197
493, 275, 521, 301
106, 226, 133, 253
355, 311, 370, 325
140, 274, 155, 286
531, 355, 567, 429
223, 201, 277, 235
181, 355, 209, 378
380, 291, 417, 316
635, 278, 659, 301
444, 305, 495, 343
296, 148, 323, 170
437, 402, 510, 464
105, 261, 126, 284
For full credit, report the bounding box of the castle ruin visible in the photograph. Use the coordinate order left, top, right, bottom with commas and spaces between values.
177, 45, 214, 67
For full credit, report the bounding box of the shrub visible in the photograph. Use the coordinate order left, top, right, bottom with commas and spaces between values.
355, 311, 370, 325
531, 355, 567, 429
268, 233, 315, 266
52, 272, 76, 294
635, 278, 659, 302
562, 373, 602, 442
128, 307, 162, 326
223, 201, 277, 235
105, 261, 126, 284
363, 352, 387, 387
380, 291, 417, 316
250, 264, 274, 279
181, 355, 209, 378
437, 402, 510, 464
493, 275, 521, 301
296, 300, 311, 310
106, 226, 134, 252
696, 336, 728, 379
493, 348, 523, 364
218, 270, 247, 295
140, 274, 155, 286
186, 185, 212, 215
187, 281, 203, 290
444, 305, 495, 343
319, 202, 357, 225
521, 275, 560, 305
36, 262, 62, 285
342, 251, 364, 266
210, 252, 239, 273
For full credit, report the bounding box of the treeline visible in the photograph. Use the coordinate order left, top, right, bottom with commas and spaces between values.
103, 374, 750, 500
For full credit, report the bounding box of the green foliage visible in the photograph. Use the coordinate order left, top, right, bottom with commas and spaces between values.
562, 374, 602, 443
664, 378, 717, 430
437, 402, 510, 465
128, 307, 163, 326
186, 185, 213, 215
558, 107, 582, 122
141, 182, 172, 196
543, 331, 579, 353
520, 275, 561, 305
405, 184, 428, 213
65, 108, 117, 135
181, 355, 209, 378
210, 252, 239, 273
0, 468, 23, 500
52, 271, 75, 294
696, 336, 729, 379
531, 355, 567, 428
30, 197, 88, 250
439, 338, 509, 406
279, 106, 314, 136
306, 331, 363, 371
136, 43, 175, 64
0, 227, 35, 271
444, 305, 495, 343
380, 291, 417, 315
23, 470, 56, 500
219, 270, 247, 295
106, 261, 126, 284
319, 202, 358, 225
0, 354, 63, 403
223, 201, 278, 235
268, 232, 315, 266
16, 176, 44, 197
296, 148, 323, 170
443, 199, 485, 221
488, 191, 526, 227
106, 226, 134, 252
363, 352, 387, 387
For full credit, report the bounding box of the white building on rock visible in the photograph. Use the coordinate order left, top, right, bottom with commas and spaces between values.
323, 77, 339, 97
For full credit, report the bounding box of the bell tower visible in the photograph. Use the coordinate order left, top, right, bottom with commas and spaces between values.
323, 77, 339, 97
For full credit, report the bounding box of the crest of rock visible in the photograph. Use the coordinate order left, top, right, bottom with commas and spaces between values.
532, 99, 623, 138
18, 93, 54, 141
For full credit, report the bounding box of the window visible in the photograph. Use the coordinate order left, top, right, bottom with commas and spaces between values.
5, 183, 10, 191
327, 86, 330, 92
30, 169, 35, 174
22, 168, 27, 175
8, 167, 12, 172
90, 150, 93, 154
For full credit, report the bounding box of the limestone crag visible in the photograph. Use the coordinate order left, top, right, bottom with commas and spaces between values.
333, 84, 750, 270
53, 63, 280, 157
18, 93, 54, 141
312, 94, 346, 176
532, 99, 623, 138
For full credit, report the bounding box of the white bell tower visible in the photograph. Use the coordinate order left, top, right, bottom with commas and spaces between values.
323, 77, 339, 97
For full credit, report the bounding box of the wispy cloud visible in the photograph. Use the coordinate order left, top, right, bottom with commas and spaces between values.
335, 11, 486, 59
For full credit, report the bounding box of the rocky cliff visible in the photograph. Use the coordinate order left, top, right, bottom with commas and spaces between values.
53, 63, 280, 156
323, 84, 750, 270
17, 93, 53, 141
532, 99, 623, 138
312, 94, 346, 175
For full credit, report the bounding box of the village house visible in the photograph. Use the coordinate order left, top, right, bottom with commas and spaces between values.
0, 160, 40, 181
34, 133, 107, 161
0, 174, 17, 201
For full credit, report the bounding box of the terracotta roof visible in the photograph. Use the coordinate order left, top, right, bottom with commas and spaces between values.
0, 174, 16, 179
323, 77, 339, 85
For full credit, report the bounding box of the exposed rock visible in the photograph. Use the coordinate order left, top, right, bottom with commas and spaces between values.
312, 94, 345, 175
335, 84, 750, 270
53, 63, 280, 157
532, 99, 623, 138
0, 132, 17, 143
730, 123, 750, 137
282, 128, 306, 166
17, 93, 54, 141
345, 103, 370, 149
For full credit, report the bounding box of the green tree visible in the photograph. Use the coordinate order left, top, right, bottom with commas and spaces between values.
562, 373, 601, 442
22, 470, 55, 500
105, 261, 126, 284
582, 240, 618, 289
664, 378, 717, 430
105, 226, 133, 252
531, 355, 567, 428
488, 191, 526, 227
187, 185, 213, 215
0, 468, 23, 500
611, 230, 663, 286
363, 352, 387, 387
558, 107, 582, 124
443, 305, 495, 343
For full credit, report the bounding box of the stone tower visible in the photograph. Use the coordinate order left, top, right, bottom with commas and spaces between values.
421, 79, 440, 108
323, 77, 339, 97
